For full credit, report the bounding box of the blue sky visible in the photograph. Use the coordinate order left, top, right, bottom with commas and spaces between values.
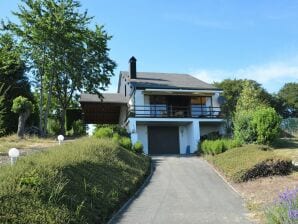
1, 0, 298, 93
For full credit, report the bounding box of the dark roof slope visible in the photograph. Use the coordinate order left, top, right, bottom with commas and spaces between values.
80, 93, 127, 104
120, 71, 220, 90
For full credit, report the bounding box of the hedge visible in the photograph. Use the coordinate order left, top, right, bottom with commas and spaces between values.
200, 139, 241, 155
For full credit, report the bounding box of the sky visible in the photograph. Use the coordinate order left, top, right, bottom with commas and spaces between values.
0, 0, 298, 93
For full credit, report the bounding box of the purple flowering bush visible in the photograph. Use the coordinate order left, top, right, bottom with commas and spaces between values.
266, 188, 298, 223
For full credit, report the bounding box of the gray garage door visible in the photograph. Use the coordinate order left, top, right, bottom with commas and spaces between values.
148, 126, 180, 154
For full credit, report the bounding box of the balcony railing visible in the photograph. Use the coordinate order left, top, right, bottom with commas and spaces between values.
127, 105, 222, 119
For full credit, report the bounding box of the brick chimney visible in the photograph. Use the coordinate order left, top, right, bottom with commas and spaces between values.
129, 56, 137, 79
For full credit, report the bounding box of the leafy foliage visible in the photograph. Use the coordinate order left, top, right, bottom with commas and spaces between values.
278, 82, 298, 117
11, 96, 33, 114
235, 80, 268, 112
71, 120, 86, 136
0, 33, 34, 135
5, 0, 116, 134
119, 137, 132, 150
94, 127, 113, 138
0, 137, 150, 223
200, 139, 241, 155
251, 107, 282, 144
133, 141, 144, 154
233, 110, 257, 143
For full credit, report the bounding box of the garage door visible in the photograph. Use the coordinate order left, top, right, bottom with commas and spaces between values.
148, 126, 180, 154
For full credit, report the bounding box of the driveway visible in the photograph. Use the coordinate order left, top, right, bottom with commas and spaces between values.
110, 156, 251, 224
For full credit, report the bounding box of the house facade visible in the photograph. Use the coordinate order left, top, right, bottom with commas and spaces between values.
80, 57, 225, 155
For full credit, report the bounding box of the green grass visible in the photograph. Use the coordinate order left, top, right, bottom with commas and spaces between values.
0, 137, 150, 223
0, 134, 56, 153
206, 144, 292, 182
272, 138, 298, 162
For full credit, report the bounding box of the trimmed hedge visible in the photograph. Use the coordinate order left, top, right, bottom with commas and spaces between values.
206, 144, 292, 182
0, 137, 150, 223
200, 139, 241, 155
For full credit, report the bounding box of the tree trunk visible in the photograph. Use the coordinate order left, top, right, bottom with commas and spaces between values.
43, 77, 54, 136
59, 107, 66, 135
17, 110, 30, 139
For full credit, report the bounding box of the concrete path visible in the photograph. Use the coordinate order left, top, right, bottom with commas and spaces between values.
110, 156, 251, 224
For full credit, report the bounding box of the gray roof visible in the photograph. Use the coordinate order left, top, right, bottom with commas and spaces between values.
120, 71, 220, 90
80, 93, 127, 104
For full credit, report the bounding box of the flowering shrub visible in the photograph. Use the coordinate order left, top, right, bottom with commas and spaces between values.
266, 188, 298, 223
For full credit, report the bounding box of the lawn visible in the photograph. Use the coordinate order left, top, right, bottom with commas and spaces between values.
272, 138, 298, 162
0, 137, 150, 223
205, 138, 298, 223
0, 134, 57, 153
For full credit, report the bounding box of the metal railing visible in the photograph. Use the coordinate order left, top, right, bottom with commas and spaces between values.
127, 105, 222, 119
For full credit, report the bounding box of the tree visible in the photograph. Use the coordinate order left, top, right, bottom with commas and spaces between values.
0, 33, 34, 135
5, 0, 116, 135
11, 96, 33, 138
214, 79, 272, 134
235, 80, 268, 112
278, 82, 298, 117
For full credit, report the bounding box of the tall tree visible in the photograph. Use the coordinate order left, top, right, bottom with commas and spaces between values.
5, 0, 116, 134
235, 80, 268, 112
278, 82, 298, 117
214, 79, 272, 133
0, 33, 34, 135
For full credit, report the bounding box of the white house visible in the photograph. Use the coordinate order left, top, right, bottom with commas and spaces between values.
80, 57, 225, 154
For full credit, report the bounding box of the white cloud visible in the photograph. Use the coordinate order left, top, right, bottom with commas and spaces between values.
191, 57, 298, 92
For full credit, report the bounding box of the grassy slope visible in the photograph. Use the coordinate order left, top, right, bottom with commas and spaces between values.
206, 144, 291, 182
0, 137, 150, 224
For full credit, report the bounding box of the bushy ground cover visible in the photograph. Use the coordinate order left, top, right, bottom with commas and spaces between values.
206, 144, 292, 182
266, 188, 298, 223
0, 137, 150, 223
200, 138, 241, 155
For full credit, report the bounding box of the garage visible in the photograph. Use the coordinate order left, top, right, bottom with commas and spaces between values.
148, 126, 180, 154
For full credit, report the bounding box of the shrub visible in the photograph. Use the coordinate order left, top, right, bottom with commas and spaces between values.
95, 124, 129, 137
266, 188, 298, 223
133, 141, 143, 154
251, 107, 282, 144
0, 137, 150, 223
233, 110, 257, 144
94, 127, 113, 138
112, 133, 121, 142
200, 139, 241, 155
207, 144, 292, 182
72, 119, 86, 136
119, 137, 132, 150
234, 107, 282, 145
47, 118, 61, 135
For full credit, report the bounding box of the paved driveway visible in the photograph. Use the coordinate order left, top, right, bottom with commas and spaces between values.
110, 156, 251, 224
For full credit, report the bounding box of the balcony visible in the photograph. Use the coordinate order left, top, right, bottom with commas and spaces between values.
127, 105, 222, 119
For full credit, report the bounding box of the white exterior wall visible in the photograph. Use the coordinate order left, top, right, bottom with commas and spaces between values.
126, 118, 223, 155
136, 125, 148, 154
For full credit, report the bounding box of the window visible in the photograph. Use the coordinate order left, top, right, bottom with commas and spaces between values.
124, 85, 127, 97
191, 96, 210, 117
150, 95, 167, 116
